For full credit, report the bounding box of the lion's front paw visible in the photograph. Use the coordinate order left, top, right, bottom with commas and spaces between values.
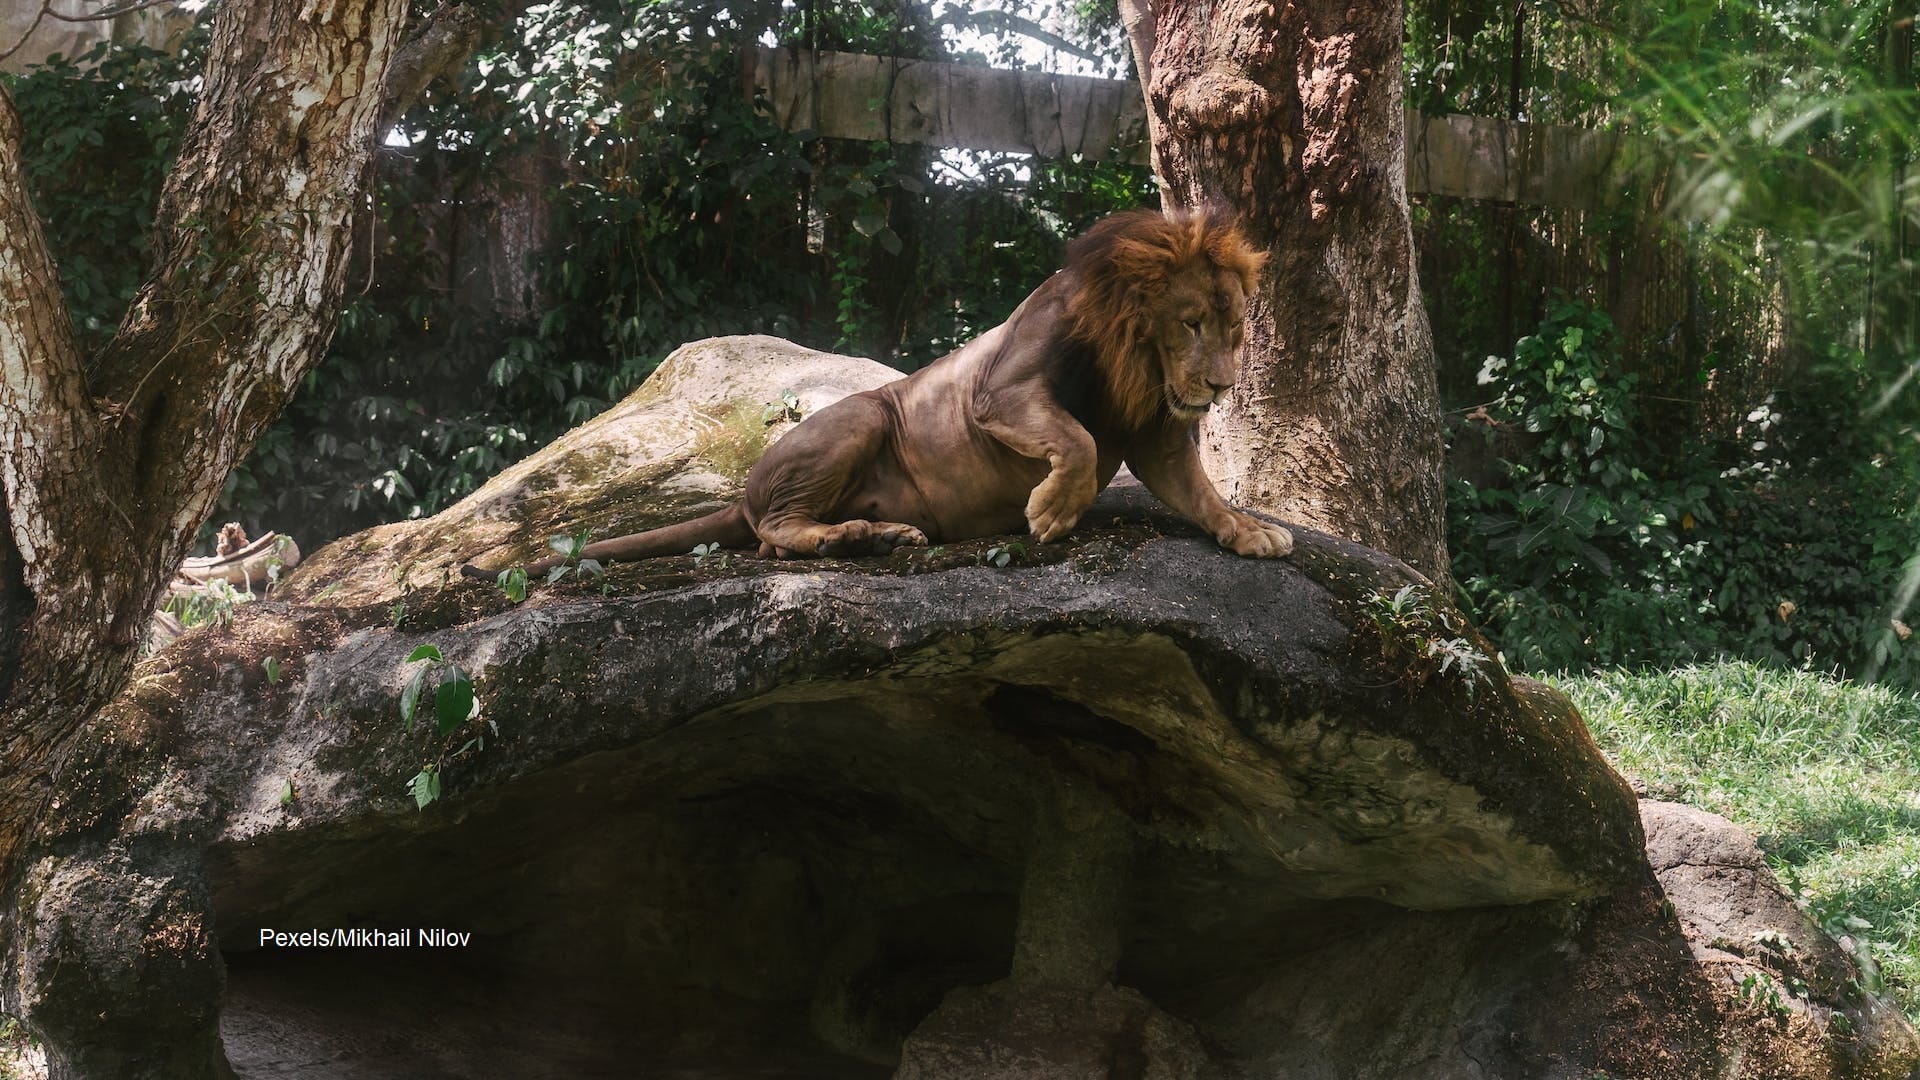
1025, 469, 1096, 543
1219, 514, 1293, 558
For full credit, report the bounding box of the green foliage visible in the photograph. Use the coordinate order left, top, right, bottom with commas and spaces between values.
1, 32, 204, 350
1359, 584, 1491, 696
761, 388, 803, 426
399, 643, 476, 736
164, 579, 250, 630
980, 541, 1027, 567
1620, 1, 1915, 231
399, 642, 489, 811
1417, 0, 1920, 693
1736, 971, 1795, 1020
1452, 302, 1920, 687
408, 765, 443, 811
690, 541, 730, 570
1563, 663, 1920, 1016
1404, 0, 1622, 126
1472, 300, 1639, 489
545, 530, 604, 584
0, 1015, 35, 1080
496, 566, 529, 603
9, 4, 1149, 552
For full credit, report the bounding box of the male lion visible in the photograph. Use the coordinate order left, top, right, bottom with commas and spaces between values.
509, 208, 1293, 574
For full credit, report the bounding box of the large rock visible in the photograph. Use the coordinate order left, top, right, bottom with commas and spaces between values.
276, 334, 903, 607
3, 337, 1913, 1079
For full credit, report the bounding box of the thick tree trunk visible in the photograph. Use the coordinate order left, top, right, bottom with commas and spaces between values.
0, 0, 415, 951
1122, 0, 1449, 581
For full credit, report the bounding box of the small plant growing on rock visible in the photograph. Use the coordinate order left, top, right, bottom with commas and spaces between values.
399, 643, 486, 811
495, 566, 528, 603
1737, 971, 1793, 1021
691, 541, 730, 570
265, 533, 295, 587
761, 387, 803, 425
980, 542, 1027, 568
1359, 584, 1491, 697
545, 529, 604, 585
387, 561, 421, 628
167, 578, 249, 629
400, 644, 475, 736
408, 765, 441, 811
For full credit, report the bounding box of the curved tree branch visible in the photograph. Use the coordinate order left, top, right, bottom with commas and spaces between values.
1116, 0, 1165, 184
41, 0, 177, 23
379, 2, 485, 132
0, 87, 106, 601
936, 9, 1106, 66
0, 0, 181, 66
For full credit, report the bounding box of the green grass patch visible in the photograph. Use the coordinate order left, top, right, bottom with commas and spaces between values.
1557, 661, 1920, 1018
0, 1016, 37, 1080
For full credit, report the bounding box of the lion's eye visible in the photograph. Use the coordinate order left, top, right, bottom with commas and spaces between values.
1183, 320, 1201, 337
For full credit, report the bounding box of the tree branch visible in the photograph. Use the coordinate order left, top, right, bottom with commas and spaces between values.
1117, 0, 1155, 85
1116, 0, 1165, 186
936, 9, 1106, 66
90, 0, 411, 578
42, 0, 177, 24
378, 2, 485, 132
0, 0, 179, 66
0, 86, 106, 594
0, 2, 53, 66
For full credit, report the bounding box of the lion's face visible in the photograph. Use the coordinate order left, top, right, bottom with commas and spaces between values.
1152, 266, 1250, 424
1064, 209, 1266, 431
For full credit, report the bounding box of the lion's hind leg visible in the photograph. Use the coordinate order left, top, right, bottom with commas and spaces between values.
756, 516, 928, 559
745, 392, 928, 559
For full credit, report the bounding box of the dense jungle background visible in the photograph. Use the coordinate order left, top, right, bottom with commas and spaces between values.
17, 0, 1916, 689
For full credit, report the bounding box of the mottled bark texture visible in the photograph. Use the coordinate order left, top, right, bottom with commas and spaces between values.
1123, 0, 1449, 581
0, 0, 434, 982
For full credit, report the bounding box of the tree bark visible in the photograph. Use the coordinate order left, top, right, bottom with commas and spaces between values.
0, 0, 418, 944
1122, 0, 1449, 581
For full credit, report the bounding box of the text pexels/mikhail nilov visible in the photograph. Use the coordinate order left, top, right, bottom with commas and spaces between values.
257, 928, 473, 948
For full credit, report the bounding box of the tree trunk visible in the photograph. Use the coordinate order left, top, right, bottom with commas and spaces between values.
1121, 0, 1449, 581
0, 0, 415, 948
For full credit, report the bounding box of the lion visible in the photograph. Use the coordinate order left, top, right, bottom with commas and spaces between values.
497, 208, 1293, 577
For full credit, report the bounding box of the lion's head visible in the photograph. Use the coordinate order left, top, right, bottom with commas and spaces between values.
1064, 209, 1266, 430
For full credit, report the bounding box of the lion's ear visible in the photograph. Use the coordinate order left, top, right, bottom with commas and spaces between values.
1110, 235, 1176, 290
1208, 226, 1268, 292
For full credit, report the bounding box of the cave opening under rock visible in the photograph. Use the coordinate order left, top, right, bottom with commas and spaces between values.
204, 645, 1556, 1078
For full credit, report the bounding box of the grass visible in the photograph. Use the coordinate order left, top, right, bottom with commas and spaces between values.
0, 1016, 38, 1080
1556, 661, 1920, 1017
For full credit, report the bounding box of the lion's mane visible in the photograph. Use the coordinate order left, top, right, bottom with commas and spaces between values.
1062, 209, 1266, 430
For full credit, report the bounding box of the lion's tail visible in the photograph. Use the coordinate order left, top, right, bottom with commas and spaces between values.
460, 502, 755, 581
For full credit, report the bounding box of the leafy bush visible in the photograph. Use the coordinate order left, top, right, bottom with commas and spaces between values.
1452, 301, 1920, 688
3, 34, 202, 351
